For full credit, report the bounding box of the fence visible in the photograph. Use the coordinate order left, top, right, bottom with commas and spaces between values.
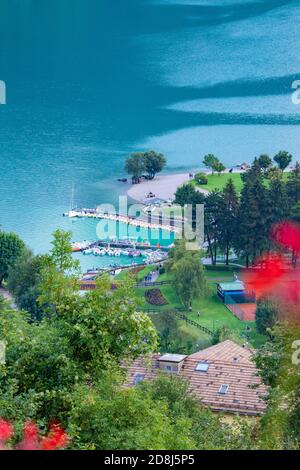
139, 308, 214, 336
135, 280, 172, 288
224, 292, 256, 322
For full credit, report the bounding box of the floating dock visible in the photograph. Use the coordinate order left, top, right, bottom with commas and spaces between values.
63, 208, 180, 234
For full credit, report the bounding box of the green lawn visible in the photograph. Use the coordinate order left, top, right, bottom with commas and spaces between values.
193, 171, 290, 194
204, 269, 234, 281
115, 265, 154, 281
193, 173, 244, 193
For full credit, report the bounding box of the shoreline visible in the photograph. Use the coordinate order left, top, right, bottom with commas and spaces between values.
126, 168, 245, 204
126, 172, 192, 203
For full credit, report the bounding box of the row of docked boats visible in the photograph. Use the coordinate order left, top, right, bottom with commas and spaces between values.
83, 246, 144, 258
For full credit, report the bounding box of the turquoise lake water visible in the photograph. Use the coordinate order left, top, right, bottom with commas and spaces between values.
1, 0, 300, 268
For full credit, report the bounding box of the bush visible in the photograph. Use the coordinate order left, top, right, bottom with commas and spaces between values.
195, 172, 208, 185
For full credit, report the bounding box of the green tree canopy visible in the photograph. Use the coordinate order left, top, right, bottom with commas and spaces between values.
219, 178, 239, 265
172, 254, 207, 309
125, 153, 146, 183
212, 161, 226, 175
268, 177, 289, 229
204, 190, 226, 265
255, 298, 279, 336
255, 324, 300, 449
286, 162, 300, 205
7, 249, 45, 321
274, 150, 293, 171
235, 159, 270, 267
0, 231, 25, 285
258, 154, 272, 172
174, 183, 205, 207
202, 154, 219, 174
144, 150, 166, 179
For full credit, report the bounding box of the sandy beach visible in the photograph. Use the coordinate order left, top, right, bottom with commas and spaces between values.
127, 173, 209, 203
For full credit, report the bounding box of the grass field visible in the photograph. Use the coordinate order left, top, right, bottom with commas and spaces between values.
193, 171, 290, 194
193, 173, 244, 193
130, 266, 266, 349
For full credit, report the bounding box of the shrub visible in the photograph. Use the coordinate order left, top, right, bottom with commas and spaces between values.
195, 172, 208, 185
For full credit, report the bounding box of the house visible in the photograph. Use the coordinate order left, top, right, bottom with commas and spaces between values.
124, 340, 267, 416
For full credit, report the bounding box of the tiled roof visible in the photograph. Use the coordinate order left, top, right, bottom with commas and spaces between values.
124, 340, 267, 416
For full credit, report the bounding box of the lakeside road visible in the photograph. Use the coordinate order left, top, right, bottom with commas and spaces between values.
127, 172, 209, 203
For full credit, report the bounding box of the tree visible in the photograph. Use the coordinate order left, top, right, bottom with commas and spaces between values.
235, 159, 270, 267
174, 183, 205, 207
7, 249, 45, 321
258, 154, 272, 173
290, 202, 300, 224
50, 229, 77, 272
68, 373, 253, 450
266, 166, 283, 181
0, 265, 158, 427
204, 190, 226, 265
172, 255, 207, 309
38, 230, 80, 314
150, 311, 179, 352
0, 231, 25, 285
202, 154, 219, 174
125, 153, 146, 183
255, 325, 300, 449
144, 150, 166, 180
268, 177, 289, 230
150, 311, 201, 354
286, 162, 300, 205
255, 298, 279, 335
220, 178, 239, 265
274, 150, 293, 171
212, 161, 226, 175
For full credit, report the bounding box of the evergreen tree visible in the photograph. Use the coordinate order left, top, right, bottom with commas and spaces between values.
235, 159, 270, 267
268, 176, 289, 230
204, 191, 226, 265
286, 162, 300, 205
220, 178, 239, 265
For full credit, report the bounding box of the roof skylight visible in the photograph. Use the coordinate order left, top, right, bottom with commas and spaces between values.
218, 384, 229, 395
195, 362, 209, 372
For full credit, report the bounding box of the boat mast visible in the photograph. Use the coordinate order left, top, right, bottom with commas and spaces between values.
70, 182, 76, 210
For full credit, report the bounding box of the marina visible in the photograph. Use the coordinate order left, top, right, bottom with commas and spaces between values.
72, 238, 170, 268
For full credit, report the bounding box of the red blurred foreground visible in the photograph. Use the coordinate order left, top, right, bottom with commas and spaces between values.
243, 221, 300, 310
0, 419, 68, 451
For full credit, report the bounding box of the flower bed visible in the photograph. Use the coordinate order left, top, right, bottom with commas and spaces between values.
145, 289, 168, 306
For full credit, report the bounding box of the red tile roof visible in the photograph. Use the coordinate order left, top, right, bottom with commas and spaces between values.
124, 340, 267, 416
